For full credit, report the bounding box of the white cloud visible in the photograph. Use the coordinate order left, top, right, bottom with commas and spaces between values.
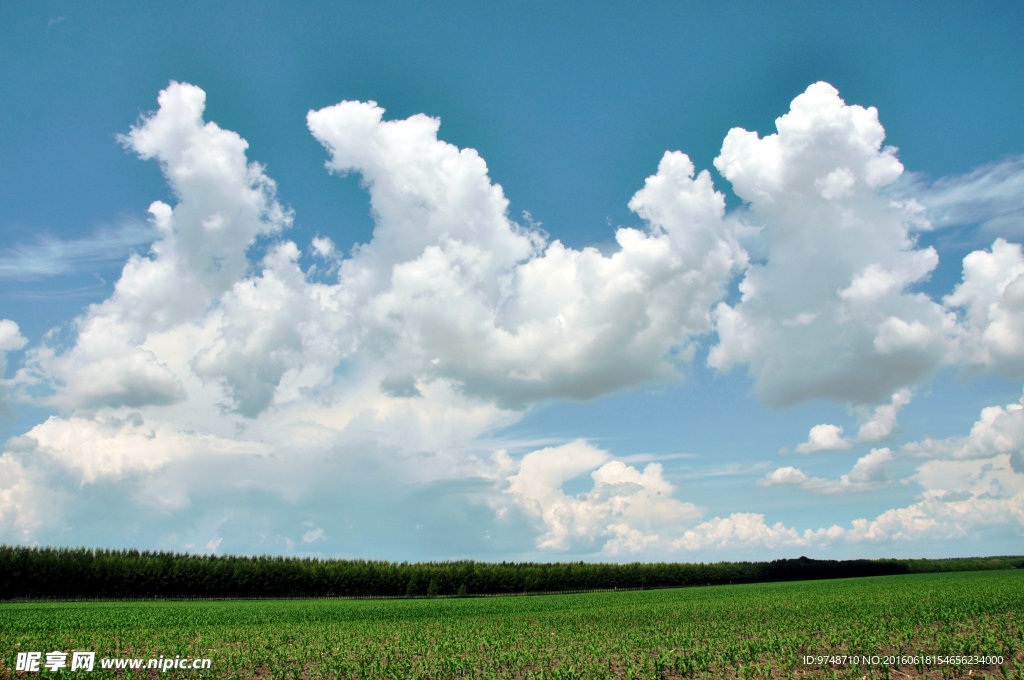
760, 448, 894, 495
758, 466, 809, 486
0, 220, 157, 279
311, 236, 335, 258
0, 320, 28, 413
119, 82, 293, 298
3, 80, 1024, 560
795, 423, 852, 453
11, 412, 264, 484
302, 527, 325, 543
308, 101, 746, 407
871, 393, 1024, 542
902, 393, 1024, 461
709, 82, 957, 406
945, 238, 1024, 375
846, 481, 1023, 544
673, 513, 809, 552
762, 394, 1024, 545
507, 409, 1017, 553
191, 242, 321, 417
856, 389, 912, 442
0, 320, 27, 353
843, 447, 893, 486
906, 155, 1024, 236
964, 400, 1024, 458
502, 440, 702, 553
0, 452, 56, 542
785, 388, 912, 455
16, 82, 293, 414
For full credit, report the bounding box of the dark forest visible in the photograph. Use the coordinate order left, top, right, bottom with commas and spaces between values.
2, 545, 1021, 600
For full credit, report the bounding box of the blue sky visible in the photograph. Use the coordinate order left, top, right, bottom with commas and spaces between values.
1, 1, 1023, 562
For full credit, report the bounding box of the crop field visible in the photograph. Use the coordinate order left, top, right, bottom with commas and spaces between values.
2, 569, 1022, 679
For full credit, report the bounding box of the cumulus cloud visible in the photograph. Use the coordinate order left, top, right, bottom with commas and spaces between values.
756, 394, 1024, 547
191, 242, 322, 417
2, 80, 1024, 559
671, 382, 1024, 556
759, 448, 894, 494
945, 238, 1024, 375
501, 440, 702, 553
846, 465, 1024, 544
794, 424, 852, 453
705, 85, 1022, 407
785, 389, 913, 455
758, 466, 809, 486
902, 392, 1024, 462
673, 513, 846, 552
0, 320, 28, 414
311, 235, 335, 258
0, 452, 60, 542
0, 320, 26, 354
848, 395, 1024, 543
843, 447, 894, 486
308, 101, 746, 407
856, 388, 912, 442
15, 82, 294, 414
709, 82, 957, 406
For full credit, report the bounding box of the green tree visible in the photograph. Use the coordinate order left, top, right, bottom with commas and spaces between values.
405, 572, 422, 597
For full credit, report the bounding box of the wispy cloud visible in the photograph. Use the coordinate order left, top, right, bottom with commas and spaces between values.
0, 220, 157, 280
678, 461, 772, 480
901, 155, 1024, 236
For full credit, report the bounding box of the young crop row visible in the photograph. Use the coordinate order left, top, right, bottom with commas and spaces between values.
1, 569, 1022, 679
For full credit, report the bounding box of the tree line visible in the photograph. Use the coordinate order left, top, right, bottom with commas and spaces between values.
1, 545, 1020, 600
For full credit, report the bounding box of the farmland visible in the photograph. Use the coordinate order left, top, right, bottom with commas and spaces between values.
2, 569, 1022, 679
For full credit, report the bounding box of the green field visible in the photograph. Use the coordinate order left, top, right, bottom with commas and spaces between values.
2, 569, 1022, 679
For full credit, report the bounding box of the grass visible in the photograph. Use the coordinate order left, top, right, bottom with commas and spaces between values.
2, 569, 1022, 679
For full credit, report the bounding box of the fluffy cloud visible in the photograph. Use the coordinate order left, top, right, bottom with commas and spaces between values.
795, 424, 852, 453
756, 394, 1024, 547
856, 388, 912, 442
786, 389, 913, 455
16, 82, 293, 413
960, 397, 1024, 459
843, 447, 894, 486
0, 452, 64, 543
758, 466, 809, 486
672, 513, 845, 552
10, 412, 265, 484
902, 393, 1024, 461
501, 440, 702, 553
0, 320, 26, 353
705, 85, 1023, 406
191, 242, 328, 417
2, 80, 1023, 560
945, 238, 1024, 374
0, 319, 27, 414
846, 478, 1023, 544
843, 396, 1024, 543
308, 101, 746, 407
709, 82, 957, 406
759, 448, 894, 494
